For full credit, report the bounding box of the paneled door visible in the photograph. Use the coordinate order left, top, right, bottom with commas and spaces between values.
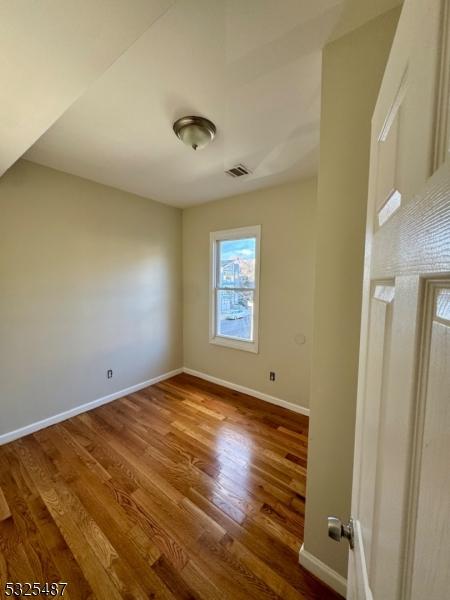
345, 0, 450, 598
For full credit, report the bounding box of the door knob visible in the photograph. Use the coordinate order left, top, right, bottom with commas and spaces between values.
328, 516, 354, 549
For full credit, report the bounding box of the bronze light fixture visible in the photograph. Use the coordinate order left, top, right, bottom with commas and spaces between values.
173, 115, 216, 150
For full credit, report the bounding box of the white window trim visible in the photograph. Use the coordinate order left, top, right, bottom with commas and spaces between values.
209, 225, 261, 353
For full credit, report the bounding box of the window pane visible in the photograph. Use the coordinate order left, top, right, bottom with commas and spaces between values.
218, 238, 256, 289
216, 290, 254, 341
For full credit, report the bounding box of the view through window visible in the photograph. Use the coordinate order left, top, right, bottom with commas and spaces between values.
217, 237, 256, 340
210, 226, 260, 352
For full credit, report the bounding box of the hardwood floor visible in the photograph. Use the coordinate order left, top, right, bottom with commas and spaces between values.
0, 374, 341, 599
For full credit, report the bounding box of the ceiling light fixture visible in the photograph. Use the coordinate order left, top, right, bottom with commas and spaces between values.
173, 115, 216, 151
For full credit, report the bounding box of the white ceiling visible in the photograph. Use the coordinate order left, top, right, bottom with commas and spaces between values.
22, 0, 346, 207
0, 0, 174, 177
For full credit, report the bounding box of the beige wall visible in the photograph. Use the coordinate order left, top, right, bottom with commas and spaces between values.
303, 8, 401, 577
331, 0, 402, 41
0, 160, 182, 436
182, 178, 317, 408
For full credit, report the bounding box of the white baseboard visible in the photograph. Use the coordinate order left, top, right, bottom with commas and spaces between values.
182, 367, 310, 417
299, 544, 347, 597
0, 366, 308, 446
0, 368, 183, 446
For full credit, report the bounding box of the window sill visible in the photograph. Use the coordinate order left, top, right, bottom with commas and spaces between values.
209, 335, 259, 354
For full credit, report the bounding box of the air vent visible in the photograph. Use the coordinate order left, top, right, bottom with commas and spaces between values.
225, 163, 252, 178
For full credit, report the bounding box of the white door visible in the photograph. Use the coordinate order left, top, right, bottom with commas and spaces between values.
344, 0, 450, 598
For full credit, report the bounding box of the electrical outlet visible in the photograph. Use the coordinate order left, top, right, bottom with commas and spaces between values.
270, 371, 276, 381
107, 369, 113, 379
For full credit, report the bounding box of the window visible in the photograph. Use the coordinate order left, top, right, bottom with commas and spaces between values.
210, 225, 260, 353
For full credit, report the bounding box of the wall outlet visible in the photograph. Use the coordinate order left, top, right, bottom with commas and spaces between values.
269, 371, 276, 381
107, 369, 113, 379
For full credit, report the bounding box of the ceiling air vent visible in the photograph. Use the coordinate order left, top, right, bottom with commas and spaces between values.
225, 163, 252, 178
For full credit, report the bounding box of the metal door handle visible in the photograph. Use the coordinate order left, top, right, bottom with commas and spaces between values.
328, 516, 354, 549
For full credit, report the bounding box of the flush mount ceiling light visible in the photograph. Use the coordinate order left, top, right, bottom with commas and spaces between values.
173, 115, 216, 151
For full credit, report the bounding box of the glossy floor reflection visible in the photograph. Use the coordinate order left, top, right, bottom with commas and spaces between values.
0, 373, 341, 599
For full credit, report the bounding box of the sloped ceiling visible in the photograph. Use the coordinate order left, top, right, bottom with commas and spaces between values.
24, 0, 346, 206
0, 0, 174, 176
4, 1, 397, 207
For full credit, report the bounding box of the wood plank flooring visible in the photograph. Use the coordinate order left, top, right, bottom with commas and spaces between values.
0, 373, 341, 599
